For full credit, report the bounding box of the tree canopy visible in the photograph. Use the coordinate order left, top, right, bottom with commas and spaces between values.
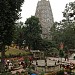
0, 0, 24, 46
0, 0, 24, 71
51, 1, 75, 50
24, 16, 42, 50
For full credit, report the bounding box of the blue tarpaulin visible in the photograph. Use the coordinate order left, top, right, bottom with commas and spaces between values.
31, 73, 37, 75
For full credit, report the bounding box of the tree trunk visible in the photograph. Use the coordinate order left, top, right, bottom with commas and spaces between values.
0, 45, 5, 72
28, 44, 31, 51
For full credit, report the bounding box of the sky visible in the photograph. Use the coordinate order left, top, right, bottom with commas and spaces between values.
21, 0, 75, 22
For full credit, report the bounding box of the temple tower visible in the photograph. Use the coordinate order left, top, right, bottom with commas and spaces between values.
35, 0, 54, 39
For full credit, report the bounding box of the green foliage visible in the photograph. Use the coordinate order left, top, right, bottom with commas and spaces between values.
0, 72, 12, 75
62, 1, 75, 49
50, 1, 75, 50
40, 71, 45, 75
13, 22, 25, 48
0, 0, 24, 45
0, 48, 30, 58
0, 0, 24, 71
24, 16, 42, 50
56, 70, 64, 75
51, 8, 75, 50
63, 1, 75, 20
50, 22, 64, 49
36, 39, 58, 56
59, 50, 64, 58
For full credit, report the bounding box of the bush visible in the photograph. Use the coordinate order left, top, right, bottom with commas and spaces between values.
0, 72, 12, 75
56, 70, 64, 75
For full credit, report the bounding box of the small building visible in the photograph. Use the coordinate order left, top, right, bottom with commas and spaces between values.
30, 50, 44, 60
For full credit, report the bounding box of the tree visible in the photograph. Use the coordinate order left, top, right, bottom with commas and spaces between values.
51, 1, 75, 50
39, 39, 57, 56
24, 16, 42, 50
13, 22, 25, 49
62, 1, 75, 49
63, 1, 75, 21
50, 22, 64, 49
0, 0, 24, 71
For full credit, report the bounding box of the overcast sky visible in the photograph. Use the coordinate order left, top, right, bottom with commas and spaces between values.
21, 0, 75, 22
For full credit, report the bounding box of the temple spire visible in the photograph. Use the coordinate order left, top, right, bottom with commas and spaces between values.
35, 0, 54, 40
41, 0, 46, 1
41, 0, 49, 1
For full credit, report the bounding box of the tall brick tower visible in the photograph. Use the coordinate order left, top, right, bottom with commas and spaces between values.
35, 0, 54, 39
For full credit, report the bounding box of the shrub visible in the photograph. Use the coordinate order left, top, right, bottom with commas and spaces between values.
56, 70, 64, 75
0, 72, 12, 75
